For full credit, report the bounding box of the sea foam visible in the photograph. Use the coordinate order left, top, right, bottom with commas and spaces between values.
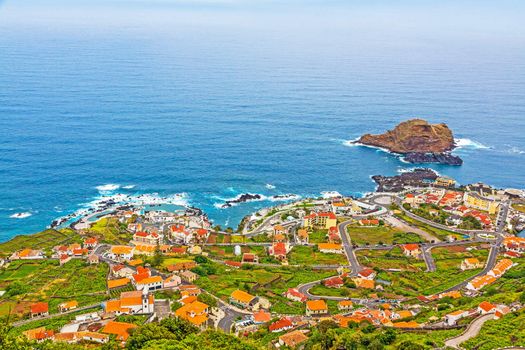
95, 184, 120, 192
454, 138, 490, 150
10, 212, 32, 219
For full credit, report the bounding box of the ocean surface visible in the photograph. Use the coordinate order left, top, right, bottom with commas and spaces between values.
1, 2, 524, 241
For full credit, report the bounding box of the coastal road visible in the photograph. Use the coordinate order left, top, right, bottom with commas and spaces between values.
444, 313, 494, 349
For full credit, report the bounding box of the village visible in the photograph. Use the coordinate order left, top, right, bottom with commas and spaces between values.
1, 172, 525, 349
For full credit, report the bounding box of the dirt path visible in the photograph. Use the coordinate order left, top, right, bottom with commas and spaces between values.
383, 216, 440, 242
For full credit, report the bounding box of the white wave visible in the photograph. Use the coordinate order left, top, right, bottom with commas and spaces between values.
122, 185, 136, 189
95, 184, 120, 192
506, 145, 525, 155
454, 138, 490, 150
10, 212, 32, 219
265, 183, 276, 190
321, 191, 342, 199
214, 192, 301, 209
342, 138, 361, 147
268, 194, 301, 202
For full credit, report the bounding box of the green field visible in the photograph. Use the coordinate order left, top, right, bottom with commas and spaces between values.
194, 261, 336, 314
308, 229, 329, 243
0, 259, 109, 319
289, 246, 348, 265
0, 228, 81, 258
347, 225, 424, 246
511, 203, 525, 214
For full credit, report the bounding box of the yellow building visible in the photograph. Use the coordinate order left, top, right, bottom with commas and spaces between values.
303, 212, 337, 229
463, 192, 500, 215
435, 176, 456, 187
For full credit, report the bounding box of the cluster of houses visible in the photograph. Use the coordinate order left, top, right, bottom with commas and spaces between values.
466, 258, 514, 291
403, 189, 502, 229
444, 300, 514, 326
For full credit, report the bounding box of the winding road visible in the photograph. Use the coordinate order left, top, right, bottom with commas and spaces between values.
444, 313, 495, 349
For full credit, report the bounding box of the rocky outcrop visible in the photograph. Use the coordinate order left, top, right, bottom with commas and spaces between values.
357, 119, 462, 165
372, 168, 439, 192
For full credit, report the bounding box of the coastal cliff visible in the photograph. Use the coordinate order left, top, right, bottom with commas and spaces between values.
357, 119, 462, 165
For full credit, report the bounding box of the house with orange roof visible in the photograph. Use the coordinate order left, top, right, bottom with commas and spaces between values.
133, 231, 162, 245
22, 327, 54, 342
175, 300, 209, 330
393, 310, 413, 320
108, 278, 131, 289
503, 236, 525, 254
460, 258, 483, 271
170, 224, 192, 244
438, 290, 462, 299
59, 254, 72, 266
337, 300, 353, 312
278, 329, 309, 348
478, 301, 496, 314
11, 248, 44, 260
306, 300, 328, 316
101, 321, 138, 343
318, 243, 343, 254
58, 300, 78, 313
467, 274, 497, 291
253, 309, 271, 324
444, 310, 469, 326
297, 228, 309, 245
357, 268, 376, 280
179, 285, 201, 298
104, 290, 155, 315
194, 228, 209, 243
242, 253, 259, 264
273, 224, 287, 236
359, 219, 379, 226
303, 212, 337, 229
30, 302, 49, 318
84, 237, 98, 249
230, 290, 258, 309
488, 259, 513, 278
135, 275, 163, 292
133, 244, 157, 256
109, 245, 134, 261
323, 276, 344, 288
401, 244, 421, 258
225, 260, 242, 269
352, 278, 375, 289
128, 259, 143, 267
284, 288, 307, 303
268, 242, 290, 260
269, 318, 294, 333
393, 321, 421, 328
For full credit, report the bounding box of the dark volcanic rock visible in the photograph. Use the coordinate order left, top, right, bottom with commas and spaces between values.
221, 193, 262, 208
372, 168, 439, 192
403, 152, 463, 165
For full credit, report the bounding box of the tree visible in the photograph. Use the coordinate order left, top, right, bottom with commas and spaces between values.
194, 255, 208, 264
396, 340, 424, 350
197, 293, 218, 308
126, 323, 176, 350
151, 244, 164, 268
520, 291, 525, 303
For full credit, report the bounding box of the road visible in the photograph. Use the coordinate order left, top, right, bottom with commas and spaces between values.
444, 313, 494, 349
338, 220, 362, 275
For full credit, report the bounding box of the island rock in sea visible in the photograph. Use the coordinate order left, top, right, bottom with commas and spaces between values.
356, 119, 463, 165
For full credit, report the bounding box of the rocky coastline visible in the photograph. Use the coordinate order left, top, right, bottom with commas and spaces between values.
372, 168, 439, 192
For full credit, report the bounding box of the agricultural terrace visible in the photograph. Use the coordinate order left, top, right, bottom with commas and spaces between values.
86, 216, 132, 244
346, 225, 424, 246
193, 261, 336, 314
431, 243, 490, 271
307, 229, 329, 243
203, 245, 267, 262
288, 246, 348, 265
0, 228, 80, 258
0, 259, 108, 319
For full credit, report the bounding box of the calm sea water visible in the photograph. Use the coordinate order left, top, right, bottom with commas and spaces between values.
1, 3, 524, 240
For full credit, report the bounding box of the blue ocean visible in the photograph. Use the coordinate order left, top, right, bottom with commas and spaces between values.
1, 1, 524, 241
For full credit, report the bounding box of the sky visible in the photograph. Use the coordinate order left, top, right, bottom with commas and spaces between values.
1, 0, 524, 41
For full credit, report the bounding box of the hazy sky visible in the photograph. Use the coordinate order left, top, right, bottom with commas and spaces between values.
1, 0, 524, 40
